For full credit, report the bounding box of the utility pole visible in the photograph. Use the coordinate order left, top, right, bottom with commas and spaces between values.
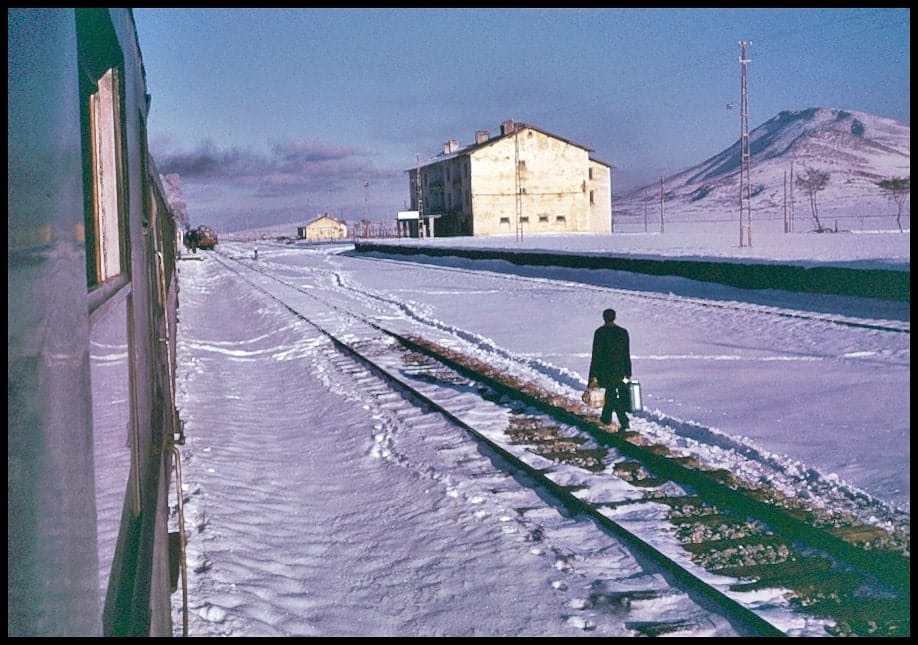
609, 165, 616, 233
364, 181, 369, 222
659, 176, 665, 233
739, 41, 752, 247
783, 170, 789, 233
515, 125, 522, 242
416, 153, 423, 238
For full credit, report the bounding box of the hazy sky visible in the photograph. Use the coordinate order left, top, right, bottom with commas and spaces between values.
132, 8, 910, 231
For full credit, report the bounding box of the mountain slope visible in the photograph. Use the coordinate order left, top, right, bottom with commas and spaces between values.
615, 108, 910, 230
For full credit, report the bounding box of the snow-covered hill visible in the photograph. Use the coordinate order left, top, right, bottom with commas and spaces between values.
615, 108, 910, 231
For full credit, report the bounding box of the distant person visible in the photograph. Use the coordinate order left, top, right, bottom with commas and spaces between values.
185, 228, 198, 254
588, 308, 633, 431
253, 245, 258, 260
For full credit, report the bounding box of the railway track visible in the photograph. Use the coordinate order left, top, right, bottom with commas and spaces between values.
211, 249, 909, 637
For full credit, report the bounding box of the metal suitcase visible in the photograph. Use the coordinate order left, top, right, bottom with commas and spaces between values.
628, 380, 643, 412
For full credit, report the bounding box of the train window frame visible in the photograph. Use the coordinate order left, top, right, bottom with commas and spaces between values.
76, 10, 143, 532
76, 12, 151, 630
78, 10, 130, 291
89, 68, 125, 281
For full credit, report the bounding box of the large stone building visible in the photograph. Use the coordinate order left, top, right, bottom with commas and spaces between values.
405, 120, 612, 237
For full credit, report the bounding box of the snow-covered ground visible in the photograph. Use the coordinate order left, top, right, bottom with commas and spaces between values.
169, 226, 909, 636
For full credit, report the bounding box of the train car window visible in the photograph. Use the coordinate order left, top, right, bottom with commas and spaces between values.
77, 9, 128, 290
90, 68, 124, 281
89, 298, 134, 607
76, 10, 141, 623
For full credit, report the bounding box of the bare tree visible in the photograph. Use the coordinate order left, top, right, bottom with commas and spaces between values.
163, 173, 190, 228
375, 220, 394, 238
796, 167, 830, 232
877, 176, 910, 233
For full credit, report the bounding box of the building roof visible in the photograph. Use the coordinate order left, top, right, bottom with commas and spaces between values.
407, 122, 612, 172
301, 213, 345, 227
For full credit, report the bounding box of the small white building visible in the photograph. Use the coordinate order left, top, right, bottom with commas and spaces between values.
297, 213, 348, 241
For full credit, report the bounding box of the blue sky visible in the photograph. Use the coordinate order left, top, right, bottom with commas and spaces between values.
132, 8, 910, 232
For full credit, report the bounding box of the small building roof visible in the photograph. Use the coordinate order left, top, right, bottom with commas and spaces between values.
301, 213, 345, 226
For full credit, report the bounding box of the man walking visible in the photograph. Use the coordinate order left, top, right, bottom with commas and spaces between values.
588, 308, 633, 431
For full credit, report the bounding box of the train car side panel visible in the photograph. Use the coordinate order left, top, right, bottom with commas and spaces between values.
8, 8, 104, 636
8, 8, 181, 637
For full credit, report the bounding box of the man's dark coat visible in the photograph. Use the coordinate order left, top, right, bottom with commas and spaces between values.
588, 323, 632, 388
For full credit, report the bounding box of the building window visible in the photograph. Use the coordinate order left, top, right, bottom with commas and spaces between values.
539, 215, 549, 223
555, 215, 567, 223
500, 217, 511, 225
590, 190, 595, 205
520, 216, 530, 224
589, 167, 594, 180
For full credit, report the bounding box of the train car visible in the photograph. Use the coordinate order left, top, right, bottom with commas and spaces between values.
9, 9, 186, 637
184, 224, 219, 252
196, 225, 219, 250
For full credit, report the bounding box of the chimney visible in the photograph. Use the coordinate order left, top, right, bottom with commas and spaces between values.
475, 130, 490, 144
442, 139, 460, 155
500, 120, 518, 136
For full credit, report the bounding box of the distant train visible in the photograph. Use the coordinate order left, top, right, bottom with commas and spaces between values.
184, 224, 219, 252
10, 9, 186, 637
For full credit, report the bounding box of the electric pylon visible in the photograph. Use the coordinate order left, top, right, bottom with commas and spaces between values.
739, 41, 752, 247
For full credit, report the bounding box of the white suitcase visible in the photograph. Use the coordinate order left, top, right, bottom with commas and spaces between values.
581, 387, 605, 409
628, 380, 643, 413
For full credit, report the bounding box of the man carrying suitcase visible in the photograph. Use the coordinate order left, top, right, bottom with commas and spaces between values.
588, 308, 633, 431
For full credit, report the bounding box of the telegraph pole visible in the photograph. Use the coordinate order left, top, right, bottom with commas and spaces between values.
659, 176, 665, 233
515, 125, 522, 242
609, 164, 616, 233
739, 41, 752, 247
783, 170, 789, 233
416, 153, 423, 238
364, 181, 369, 221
